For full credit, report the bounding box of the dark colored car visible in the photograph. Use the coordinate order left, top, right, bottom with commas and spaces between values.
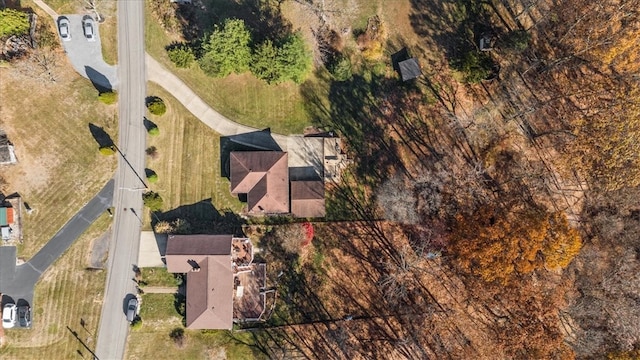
18, 306, 31, 328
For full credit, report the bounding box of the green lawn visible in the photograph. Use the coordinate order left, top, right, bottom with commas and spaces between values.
0, 214, 111, 359
127, 293, 260, 359
143, 82, 244, 227
144, 4, 311, 135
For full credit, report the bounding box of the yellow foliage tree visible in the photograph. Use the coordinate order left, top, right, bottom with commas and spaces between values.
450, 207, 581, 283
543, 213, 583, 270
571, 85, 640, 190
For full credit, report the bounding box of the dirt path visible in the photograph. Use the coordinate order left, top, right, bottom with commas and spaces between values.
141, 286, 177, 294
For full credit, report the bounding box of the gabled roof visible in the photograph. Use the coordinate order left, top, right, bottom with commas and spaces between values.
230, 151, 289, 214
164, 234, 235, 329
165, 234, 232, 273
290, 181, 326, 218
398, 58, 421, 81
185, 257, 234, 329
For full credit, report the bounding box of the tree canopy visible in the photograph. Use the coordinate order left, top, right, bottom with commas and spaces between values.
199, 18, 252, 77
251, 32, 312, 84
0, 9, 30, 39
449, 206, 581, 283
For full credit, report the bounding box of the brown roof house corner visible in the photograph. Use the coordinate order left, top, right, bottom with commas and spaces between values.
165, 235, 234, 329
290, 180, 325, 218
230, 151, 290, 214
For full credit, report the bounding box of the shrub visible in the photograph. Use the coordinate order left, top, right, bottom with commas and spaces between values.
167, 44, 195, 68
130, 317, 142, 329
142, 191, 164, 211
169, 327, 186, 348
145, 146, 158, 158
154, 221, 173, 234
99, 146, 115, 155
147, 97, 166, 116
199, 18, 252, 77
98, 91, 118, 105
327, 54, 352, 81
148, 126, 160, 136
356, 16, 387, 61
147, 173, 158, 183
0, 9, 30, 39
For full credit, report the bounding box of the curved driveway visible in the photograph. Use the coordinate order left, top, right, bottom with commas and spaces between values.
146, 55, 289, 148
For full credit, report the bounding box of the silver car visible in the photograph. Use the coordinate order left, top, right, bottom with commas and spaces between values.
126, 298, 138, 322
58, 18, 71, 41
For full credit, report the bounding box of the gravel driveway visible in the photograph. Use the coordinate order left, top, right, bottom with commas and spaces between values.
58, 14, 118, 90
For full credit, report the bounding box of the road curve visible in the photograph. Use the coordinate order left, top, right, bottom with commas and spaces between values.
94, 0, 146, 359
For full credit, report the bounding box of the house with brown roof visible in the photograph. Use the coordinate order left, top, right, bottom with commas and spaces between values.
290, 180, 325, 218
230, 151, 290, 214
164, 234, 266, 329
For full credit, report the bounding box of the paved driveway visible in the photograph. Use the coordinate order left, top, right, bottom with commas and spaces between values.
0, 180, 114, 307
57, 14, 118, 90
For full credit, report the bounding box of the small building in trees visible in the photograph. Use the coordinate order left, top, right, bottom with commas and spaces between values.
391, 48, 422, 82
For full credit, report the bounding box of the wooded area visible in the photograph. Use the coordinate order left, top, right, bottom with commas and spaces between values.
240, 0, 640, 358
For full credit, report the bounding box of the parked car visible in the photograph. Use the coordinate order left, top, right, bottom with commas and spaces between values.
126, 298, 138, 323
2, 303, 17, 329
18, 305, 31, 328
58, 18, 71, 41
83, 18, 95, 41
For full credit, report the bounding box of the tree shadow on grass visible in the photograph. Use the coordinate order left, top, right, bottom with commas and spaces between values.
88, 123, 114, 149
143, 117, 158, 131
153, 198, 246, 236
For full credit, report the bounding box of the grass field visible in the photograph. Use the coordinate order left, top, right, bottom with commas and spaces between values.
126, 293, 259, 359
97, 1, 118, 65
0, 213, 111, 359
143, 82, 244, 223
144, 4, 311, 135
0, 43, 117, 259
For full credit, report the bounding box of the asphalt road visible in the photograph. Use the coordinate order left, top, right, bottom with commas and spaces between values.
94, 0, 146, 358
0, 180, 114, 308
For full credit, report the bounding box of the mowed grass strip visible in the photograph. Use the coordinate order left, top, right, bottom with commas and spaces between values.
97, 0, 118, 65
144, 82, 243, 218
0, 62, 117, 258
0, 214, 111, 359
144, 4, 310, 134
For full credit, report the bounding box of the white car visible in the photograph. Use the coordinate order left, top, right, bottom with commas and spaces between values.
2, 303, 17, 329
83, 18, 96, 42
58, 18, 71, 41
